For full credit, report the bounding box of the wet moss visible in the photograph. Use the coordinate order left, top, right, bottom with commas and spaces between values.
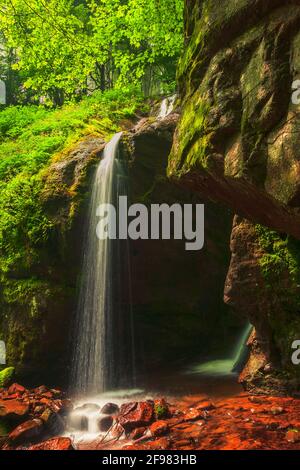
0, 367, 15, 387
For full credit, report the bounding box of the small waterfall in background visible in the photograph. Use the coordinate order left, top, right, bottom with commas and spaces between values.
71, 132, 135, 395
186, 323, 253, 377
158, 94, 177, 119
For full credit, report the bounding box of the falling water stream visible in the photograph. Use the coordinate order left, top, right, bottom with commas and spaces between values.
71, 132, 135, 395
68, 129, 252, 443
186, 323, 253, 377
158, 94, 177, 119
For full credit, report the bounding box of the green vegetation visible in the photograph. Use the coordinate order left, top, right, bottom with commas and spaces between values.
0, 0, 184, 104
255, 225, 300, 287
0, 367, 15, 387
0, 88, 145, 275
255, 224, 300, 367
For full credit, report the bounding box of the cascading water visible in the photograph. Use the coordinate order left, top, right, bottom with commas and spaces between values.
186, 323, 253, 377
70, 132, 135, 395
158, 94, 177, 119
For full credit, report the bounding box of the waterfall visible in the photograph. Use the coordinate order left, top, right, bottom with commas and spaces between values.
158, 94, 177, 119
71, 132, 135, 395
186, 323, 252, 377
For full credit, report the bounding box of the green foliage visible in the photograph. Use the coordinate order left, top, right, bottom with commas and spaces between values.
0, 367, 15, 387
0, 88, 144, 274
0, 0, 184, 101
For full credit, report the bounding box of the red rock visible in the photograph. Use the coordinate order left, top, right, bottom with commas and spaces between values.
183, 408, 205, 422
0, 399, 29, 419
33, 386, 48, 395
271, 407, 284, 415
4, 393, 19, 400
50, 399, 73, 415
147, 437, 170, 450
196, 400, 215, 411
9, 419, 44, 446
286, 429, 300, 443
119, 401, 154, 432
111, 423, 125, 440
249, 396, 264, 404
150, 420, 169, 437
42, 391, 53, 399
131, 427, 147, 440
8, 384, 26, 396
26, 437, 74, 451
33, 405, 45, 415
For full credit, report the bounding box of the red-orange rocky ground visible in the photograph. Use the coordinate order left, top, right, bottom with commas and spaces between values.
2, 383, 300, 450
80, 394, 300, 451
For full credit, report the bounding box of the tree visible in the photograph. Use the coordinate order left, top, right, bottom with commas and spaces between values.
0, 0, 184, 104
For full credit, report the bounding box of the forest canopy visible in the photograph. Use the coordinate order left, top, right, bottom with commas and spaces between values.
0, 0, 184, 105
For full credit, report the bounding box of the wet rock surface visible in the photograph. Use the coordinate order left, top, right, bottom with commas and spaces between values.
79, 393, 300, 451
0, 383, 72, 450
2, 384, 300, 450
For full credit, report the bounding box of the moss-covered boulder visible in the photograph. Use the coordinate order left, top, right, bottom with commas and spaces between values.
0, 367, 15, 388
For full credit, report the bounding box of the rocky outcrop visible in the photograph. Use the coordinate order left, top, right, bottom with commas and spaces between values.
169, 1, 300, 237
168, 0, 300, 390
225, 216, 300, 393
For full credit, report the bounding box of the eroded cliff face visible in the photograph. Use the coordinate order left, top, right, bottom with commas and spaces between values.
169, 0, 300, 391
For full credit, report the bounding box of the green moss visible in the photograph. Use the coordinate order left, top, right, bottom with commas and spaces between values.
255, 224, 300, 371
255, 225, 300, 289
154, 403, 168, 420
0, 367, 15, 388
169, 93, 210, 174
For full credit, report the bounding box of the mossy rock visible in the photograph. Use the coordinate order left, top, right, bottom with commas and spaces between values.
0, 367, 15, 388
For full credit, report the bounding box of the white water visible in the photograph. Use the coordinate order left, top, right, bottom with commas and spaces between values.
71, 132, 135, 395
186, 323, 253, 377
66, 389, 144, 444
158, 94, 177, 119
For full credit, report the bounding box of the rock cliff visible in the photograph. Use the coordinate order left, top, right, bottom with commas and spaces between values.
169, 0, 300, 391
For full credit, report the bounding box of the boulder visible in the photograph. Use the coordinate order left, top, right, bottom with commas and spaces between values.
101, 402, 119, 415
25, 437, 75, 451
119, 401, 154, 432
40, 408, 65, 436
8, 419, 44, 446
149, 420, 169, 437
98, 415, 113, 432
286, 429, 300, 443
0, 399, 29, 421
8, 384, 26, 396
131, 427, 147, 440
